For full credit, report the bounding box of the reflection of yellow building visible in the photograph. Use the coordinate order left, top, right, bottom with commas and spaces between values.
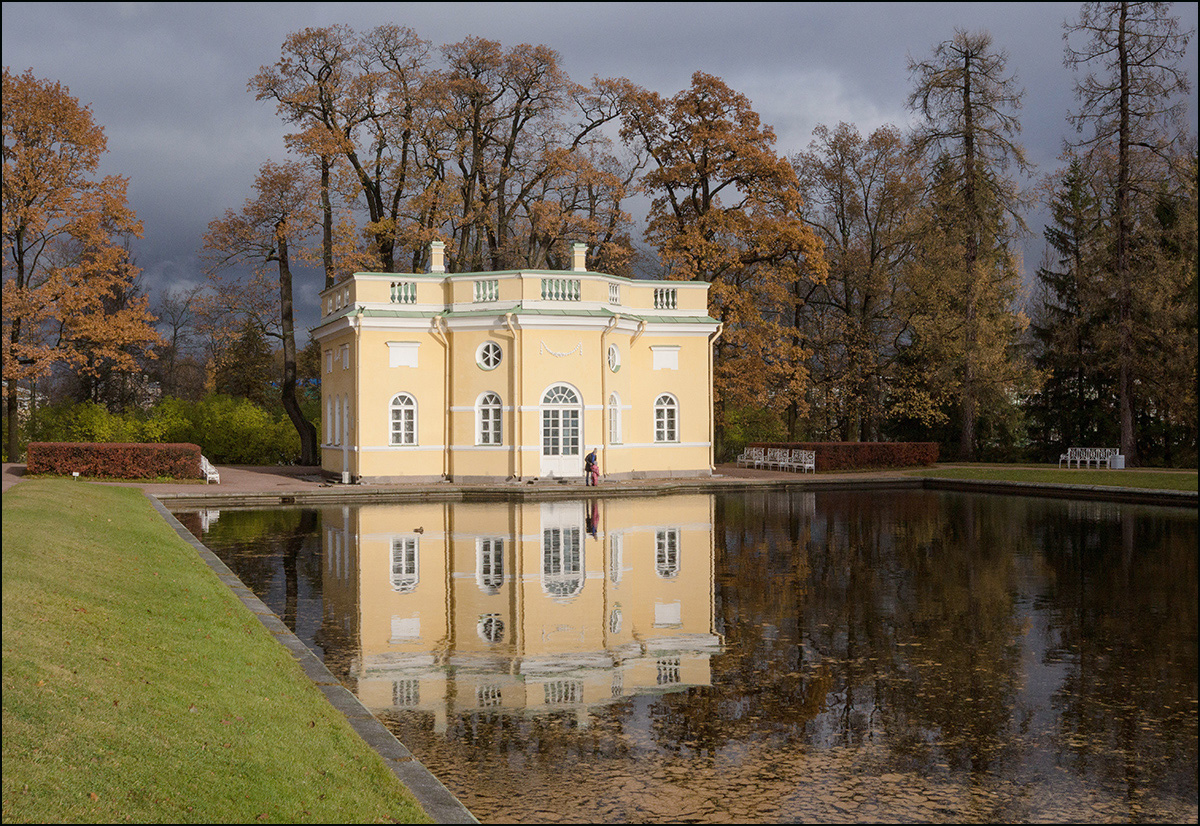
312, 242, 721, 483
320, 495, 721, 730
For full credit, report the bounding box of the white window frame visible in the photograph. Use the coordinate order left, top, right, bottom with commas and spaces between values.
390, 393, 417, 445
654, 394, 679, 443
477, 392, 503, 445
607, 344, 621, 373
541, 384, 581, 457
608, 392, 622, 444
477, 341, 503, 370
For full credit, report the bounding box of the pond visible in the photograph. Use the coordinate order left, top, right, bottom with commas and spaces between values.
173, 488, 1198, 823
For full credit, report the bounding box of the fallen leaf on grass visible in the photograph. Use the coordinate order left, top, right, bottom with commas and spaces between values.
89, 792, 99, 801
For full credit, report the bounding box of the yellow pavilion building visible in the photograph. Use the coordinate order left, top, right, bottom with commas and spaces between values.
312, 242, 722, 483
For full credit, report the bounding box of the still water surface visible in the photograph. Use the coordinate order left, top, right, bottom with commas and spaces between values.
174, 489, 1197, 823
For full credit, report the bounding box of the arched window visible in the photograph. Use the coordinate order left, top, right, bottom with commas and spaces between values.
477, 392, 502, 445
541, 384, 581, 457
390, 393, 416, 445
608, 393, 622, 444
654, 394, 678, 443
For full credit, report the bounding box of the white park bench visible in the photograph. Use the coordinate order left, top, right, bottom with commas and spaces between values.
1059, 447, 1121, 469
764, 447, 792, 470
790, 449, 816, 473
201, 455, 221, 484
736, 446, 765, 468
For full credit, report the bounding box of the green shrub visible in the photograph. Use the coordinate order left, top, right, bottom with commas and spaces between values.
18, 395, 308, 465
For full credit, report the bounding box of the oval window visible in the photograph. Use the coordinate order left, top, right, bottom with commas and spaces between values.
477, 341, 502, 370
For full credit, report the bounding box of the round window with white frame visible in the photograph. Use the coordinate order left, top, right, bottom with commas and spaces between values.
477, 341, 503, 370
607, 344, 621, 373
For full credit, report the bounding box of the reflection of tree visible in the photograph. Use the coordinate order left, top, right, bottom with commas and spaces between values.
714, 490, 1032, 779
1038, 504, 1198, 802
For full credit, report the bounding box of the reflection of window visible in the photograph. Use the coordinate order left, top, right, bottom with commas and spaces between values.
542, 527, 583, 597
391, 537, 419, 592
611, 671, 623, 699
390, 393, 417, 445
609, 606, 622, 634
394, 678, 420, 706
477, 685, 502, 707
655, 529, 679, 577
654, 394, 678, 442
477, 392, 502, 445
477, 537, 504, 593
608, 532, 623, 584
477, 613, 505, 644
544, 680, 582, 704
656, 657, 681, 685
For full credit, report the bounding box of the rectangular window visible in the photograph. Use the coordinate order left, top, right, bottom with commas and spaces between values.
340, 344, 350, 370
325, 349, 333, 374
655, 406, 677, 442
479, 404, 501, 445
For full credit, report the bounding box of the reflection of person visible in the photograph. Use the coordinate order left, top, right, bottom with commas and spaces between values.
586, 499, 599, 538
584, 448, 599, 486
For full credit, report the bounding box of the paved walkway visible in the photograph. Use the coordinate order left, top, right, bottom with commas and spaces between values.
2, 461, 914, 497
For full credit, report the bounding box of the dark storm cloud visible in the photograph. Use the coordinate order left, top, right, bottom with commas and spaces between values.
3, 2, 1197, 330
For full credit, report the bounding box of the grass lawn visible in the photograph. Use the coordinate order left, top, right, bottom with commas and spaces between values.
905, 464, 1198, 492
2, 480, 433, 824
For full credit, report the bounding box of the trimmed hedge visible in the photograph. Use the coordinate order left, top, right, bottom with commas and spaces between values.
27, 442, 203, 480
751, 441, 939, 471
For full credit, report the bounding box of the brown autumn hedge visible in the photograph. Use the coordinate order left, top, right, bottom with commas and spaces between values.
26, 442, 203, 480
749, 442, 938, 471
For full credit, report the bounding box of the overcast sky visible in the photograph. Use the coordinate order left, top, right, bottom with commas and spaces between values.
3, 2, 1197, 333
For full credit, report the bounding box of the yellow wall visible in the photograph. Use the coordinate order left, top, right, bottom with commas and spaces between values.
313, 267, 719, 483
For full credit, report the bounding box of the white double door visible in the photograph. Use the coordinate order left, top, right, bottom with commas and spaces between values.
540, 383, 582, 479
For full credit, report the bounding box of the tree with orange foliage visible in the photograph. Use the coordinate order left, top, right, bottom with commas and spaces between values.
622, 72, 826, 455
202, 160, 320, 465
252, 26, 639, 278
2, 67, 160, 461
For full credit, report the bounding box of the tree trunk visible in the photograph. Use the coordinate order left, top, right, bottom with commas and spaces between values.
320, 156, 335, 289
1115, 2, 1138, 467
276, 231, 320, 465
